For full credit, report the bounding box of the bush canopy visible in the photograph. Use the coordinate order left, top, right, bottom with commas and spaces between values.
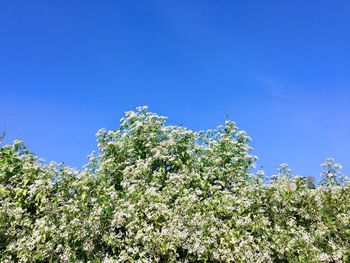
1, 106, 349, 262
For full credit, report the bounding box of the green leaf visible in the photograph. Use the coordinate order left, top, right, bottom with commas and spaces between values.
23, 178, 30, 186
82, 192, 87, 201
22, 189, 28, 196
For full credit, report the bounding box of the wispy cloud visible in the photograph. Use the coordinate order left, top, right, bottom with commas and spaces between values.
256, 77, 289, 99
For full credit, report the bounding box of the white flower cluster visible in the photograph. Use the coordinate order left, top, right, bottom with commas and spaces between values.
1, 106, 349, 262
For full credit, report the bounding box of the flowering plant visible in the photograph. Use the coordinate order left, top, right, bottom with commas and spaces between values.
1, 106, 349, 262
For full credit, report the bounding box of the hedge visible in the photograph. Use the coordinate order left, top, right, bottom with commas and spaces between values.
1, 106, 349, 262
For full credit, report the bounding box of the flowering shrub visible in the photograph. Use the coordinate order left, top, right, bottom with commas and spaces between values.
1, 106, 349, 262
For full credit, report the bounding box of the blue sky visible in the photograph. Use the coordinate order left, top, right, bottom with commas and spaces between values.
1, 1, 349, 180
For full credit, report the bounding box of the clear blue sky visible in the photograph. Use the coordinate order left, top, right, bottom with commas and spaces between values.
1, 1, 349, 180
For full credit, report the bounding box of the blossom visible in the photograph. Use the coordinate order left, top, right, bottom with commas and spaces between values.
1, 106, 349, 262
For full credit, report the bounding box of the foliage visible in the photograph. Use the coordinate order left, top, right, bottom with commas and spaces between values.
1, 106, 349, 262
